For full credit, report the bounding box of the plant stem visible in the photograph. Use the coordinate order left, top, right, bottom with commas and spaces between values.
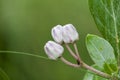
60, 57, 111, 79
65, 44, 78, 60
73, 43, 82, 64
60, 57, 80, 68
64, 43, 112, 79
111, 0, 120, 72
81, 62, 112, 79
0, 51, 49, 60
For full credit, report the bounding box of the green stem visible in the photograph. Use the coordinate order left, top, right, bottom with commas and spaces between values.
0, 68, 10, 80
0, 51, 49, 60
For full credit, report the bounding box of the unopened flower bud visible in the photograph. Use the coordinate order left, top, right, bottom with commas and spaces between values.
62, 24, 79, 43
44, 41, 64, 60
51, 25, 63, 44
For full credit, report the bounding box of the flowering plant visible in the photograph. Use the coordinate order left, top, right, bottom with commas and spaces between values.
0, 0, 120, 80
44, 0, 120, 80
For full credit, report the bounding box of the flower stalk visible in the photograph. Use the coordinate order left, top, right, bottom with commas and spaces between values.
73, 43, 81, 64
65, 44, 78, 60
60, 57, 80, 68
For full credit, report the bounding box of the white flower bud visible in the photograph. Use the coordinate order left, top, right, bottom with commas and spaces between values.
44, 41, 64, 60
51, 25, 63, 44
62, 24, 79, 43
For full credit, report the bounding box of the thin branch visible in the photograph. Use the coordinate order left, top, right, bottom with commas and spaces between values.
64, 43, 112, 79
73, 43, 82, 63
81, 62, 112, 79
60, 55, 111, 79
0, 51, 49, 60
65, 44, 78, 60
60, 57, 80, 68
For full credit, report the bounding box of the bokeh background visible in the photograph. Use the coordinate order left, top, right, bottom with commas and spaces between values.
0, 0, 100, 80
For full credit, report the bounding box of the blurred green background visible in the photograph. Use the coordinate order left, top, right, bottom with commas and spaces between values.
0, 0, 100, 80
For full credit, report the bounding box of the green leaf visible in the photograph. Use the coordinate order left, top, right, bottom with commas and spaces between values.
88, 0, 120, 57
104, 63, 118, 74
86, 34, 117, 74
83, 65, 108, 80
83, 71, 108, 80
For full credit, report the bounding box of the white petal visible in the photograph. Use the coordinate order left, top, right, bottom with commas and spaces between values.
62, 24, 79, 43
51, 25, 63, 44
44, 41, 64, 60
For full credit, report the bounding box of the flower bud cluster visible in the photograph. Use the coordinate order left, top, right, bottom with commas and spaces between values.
44, 24, 79, 60
43, 24, 111, 79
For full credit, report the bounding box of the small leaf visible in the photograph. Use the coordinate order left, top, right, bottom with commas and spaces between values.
83, 65, 108, 80
104, 63, 117, 74
86, 34, 117, 74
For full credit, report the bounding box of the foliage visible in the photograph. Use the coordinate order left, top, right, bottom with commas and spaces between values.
83, 0, 120, 79
84, 34, 118, 79
89, 0, 120, 57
